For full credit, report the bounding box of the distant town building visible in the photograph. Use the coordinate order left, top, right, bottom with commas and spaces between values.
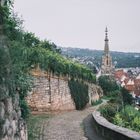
114, 69, 140, 97
101, 27, 114, 75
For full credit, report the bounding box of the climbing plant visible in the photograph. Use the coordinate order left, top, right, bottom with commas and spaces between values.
0, 0, 96, 120
68, 79, 89, 110
0, 2, 31, 119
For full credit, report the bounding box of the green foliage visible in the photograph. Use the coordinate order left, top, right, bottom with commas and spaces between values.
39, 40, 61, 53
105, 90, 120, 98
8, 41, 33, 119
62, 47, 140, 68
20, 99, 30, 119
0, 39, 32, 120
113, 113, 125, 127
0, 0, 96, 122
99, 103, 121, 122
10, 44, 96, 83
68, 79, 89, 110
0, 2, 31, 121
27, 114, 50, 140
0, 118, 5, 138
99, 85, 138, 132
0, 47, 10, 83
113, 106, 140, 133
14, 73, 32, 119
1, 1, 96, 82
0, 1, 23, 41
132, 116, 140, 132
91, 99, 103, 106
121, 87, 133, 106
98, 76, 119, 95
23, 32, 40, 48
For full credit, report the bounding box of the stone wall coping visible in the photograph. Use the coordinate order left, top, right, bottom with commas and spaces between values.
92, 111, 140, 140
30, 70, 68, 81
30, 69, 96, 83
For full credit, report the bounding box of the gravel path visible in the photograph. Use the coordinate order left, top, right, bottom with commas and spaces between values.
42, 106, 105, 140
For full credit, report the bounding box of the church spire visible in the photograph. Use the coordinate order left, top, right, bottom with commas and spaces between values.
101, 27, 113, 75
104, 27, 109, 54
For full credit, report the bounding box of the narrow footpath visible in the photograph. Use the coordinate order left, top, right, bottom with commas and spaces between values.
41, 106, 105, 140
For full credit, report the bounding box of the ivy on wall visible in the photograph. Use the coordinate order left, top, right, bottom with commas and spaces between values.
68, 79, 89, 110
0, 0, 96, 121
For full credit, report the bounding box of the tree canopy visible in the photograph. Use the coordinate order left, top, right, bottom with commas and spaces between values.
98, 75, 119, 95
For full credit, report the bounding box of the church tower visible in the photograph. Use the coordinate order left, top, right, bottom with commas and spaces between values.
101, 27, 113, 75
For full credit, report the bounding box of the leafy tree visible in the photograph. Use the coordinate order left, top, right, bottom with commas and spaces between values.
121, 87, 133, 106
98, 75, 119, 95
23, 32, 40, 48
39, 40, 61, 53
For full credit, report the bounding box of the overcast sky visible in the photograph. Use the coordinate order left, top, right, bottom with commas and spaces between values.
14, 0, 140, 52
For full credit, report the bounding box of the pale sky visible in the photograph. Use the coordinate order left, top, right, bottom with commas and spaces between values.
14, 0, 140, 52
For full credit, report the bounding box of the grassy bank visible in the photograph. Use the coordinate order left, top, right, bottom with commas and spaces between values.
27, 114, 50, 140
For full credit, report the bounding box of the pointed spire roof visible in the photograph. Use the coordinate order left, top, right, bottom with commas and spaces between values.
104, 27, 109, 54
105, 27, 109, 41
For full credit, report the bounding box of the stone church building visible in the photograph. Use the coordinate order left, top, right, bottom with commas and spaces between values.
101, 27, 114, 75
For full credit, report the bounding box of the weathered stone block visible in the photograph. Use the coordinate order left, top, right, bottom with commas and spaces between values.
0, 102, 5, 119
2, 119, 10, 135
26, 74, 102, 112
4, 98, 13, 114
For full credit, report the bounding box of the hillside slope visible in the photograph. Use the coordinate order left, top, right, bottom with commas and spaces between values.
61, 47, 140, 68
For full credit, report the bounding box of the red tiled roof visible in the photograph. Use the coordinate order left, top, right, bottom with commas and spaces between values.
135, 79, 140, 85
134, 79, 140, 96
125, 85, 135, 91
134, 90, 140, 96
114, 70, 128, 81
114, 70, 140, 96
124, 78, 129, 85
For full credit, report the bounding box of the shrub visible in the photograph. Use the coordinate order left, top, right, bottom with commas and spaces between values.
113, 113, 125, 127
121, 88, 133, 106
113, 105, 140, 133
132, 116, 140, 132
99, 103, 120, 122
91, 99, 103, 106
98, 76, 119, 96
68, 79, 89, 110
20, 99, 30, 119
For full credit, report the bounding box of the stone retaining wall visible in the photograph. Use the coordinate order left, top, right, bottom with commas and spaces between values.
26, 69, 102, 112
0, 95, 27, 140
92, 111, 140, 140
0, 26, 27, 139
26, 74, 75, 111
88, 84, 103, 104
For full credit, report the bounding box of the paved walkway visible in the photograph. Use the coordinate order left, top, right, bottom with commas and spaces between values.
42, 106, 105, 140
83, 114, 105, 140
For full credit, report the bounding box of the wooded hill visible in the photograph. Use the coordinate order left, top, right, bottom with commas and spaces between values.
61, 47, 140, 68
